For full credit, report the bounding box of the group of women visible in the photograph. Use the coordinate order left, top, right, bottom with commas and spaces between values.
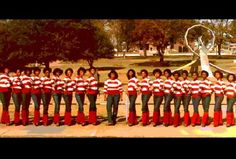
0, 66, 236, 127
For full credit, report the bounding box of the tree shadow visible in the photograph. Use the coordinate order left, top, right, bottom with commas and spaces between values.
131, 60, 192, 68
96, 67, 125, 71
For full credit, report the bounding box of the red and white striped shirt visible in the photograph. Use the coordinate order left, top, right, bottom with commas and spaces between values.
41, 76, 54, 93
21, 75, 32, 93
224, 82, 236, 98
0, 74, 11, 92
182, 78, 191, 95
86, 76, 98, 95
172, 79, 184, 96
138, 77, 152, 94
104, 79, 123, 95
31, 76, 42, 94
189, 79, 201, 98
199, 79, 213, 97
63, 76, 76, 94
74, 76, 88, 94
213, 79, 226, 96
52, 76, 64, 94
127, 77, 139, 95
10, 76, 22, 93
163, 78, 174, 94
152, 78, 164, 96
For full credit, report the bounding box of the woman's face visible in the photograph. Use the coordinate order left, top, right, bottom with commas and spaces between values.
4, 68, 9, 74
67, 70, 73, 77
16, 69, 21, 76
45, 70, 50, 77
56, 72, 60, 77
141, 71, 147, 78
79, 70, 85, 76
214, 72, 221, 79
111, 73, 116, 79
164, 71, 170, 78
90, 68, 96, 75
128, 71, 134, 78
35, 70, 40, 76
26, 70, 31, 76
201, 72, 207, 79
155, 72, 160, 78
228, 75, 234, 82
192, 73, 198, 80
182, 73, 187, 79
174, 74, 179, 80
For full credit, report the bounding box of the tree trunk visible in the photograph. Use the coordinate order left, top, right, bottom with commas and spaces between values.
144, 46, 147, 57
218, 43, 221, 56
87, 59, 94, 68
45, 61, 49, 68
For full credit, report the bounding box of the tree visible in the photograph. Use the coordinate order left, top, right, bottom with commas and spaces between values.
0, 19, 114, 69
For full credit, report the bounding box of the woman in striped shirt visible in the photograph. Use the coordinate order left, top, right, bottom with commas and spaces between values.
75, 67, 87, 126
41, 67, 53, 126
104, 70, 123, 125
163, 69, 174, 127
189, 71, 201, 126
10, 68, 22, 125
172, 71, 184, 127
31, 67, 42, 126
152, 69, 164, 126
86, 67, 99, 125
199, 70, 213, 127
181, 70, 191, 127
138, 69, 152, 126
126, 69, 139, 126
0, 67, 11, 125
52, 68, 64, 126
21, 67, 32, 126
63, 68, 76, 126
213, 70, 225, 127
225, 73, 236, 127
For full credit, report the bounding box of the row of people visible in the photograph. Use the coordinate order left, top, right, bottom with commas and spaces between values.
0, 66, 236, 127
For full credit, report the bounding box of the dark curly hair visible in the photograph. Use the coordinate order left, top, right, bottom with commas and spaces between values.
201, 70, 209, 77
214, 70, 223, 78
153, 69, 162, 76
89, 66, 96, 72
182, 70, 189, 76
77, 67, 86, 75
53, 68, 63, 76
65, 68, 73, 76
140, 69, 148, 77
24, 67, 32, 75
43, 67, 52, 74
108, 70, 118, 79
164, 69, 172, 77
33, 67, 41, 74
126, 69, 136, 80
227, 73, 236, 82
173, 70, 180, 76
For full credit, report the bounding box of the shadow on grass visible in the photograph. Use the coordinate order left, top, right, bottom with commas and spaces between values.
96, 67, 125, 71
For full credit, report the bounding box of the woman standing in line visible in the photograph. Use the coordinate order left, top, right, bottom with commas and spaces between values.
74, 67, 87, 126
126, 69, 139, 126
41, 67, 54, 126
52, 68, 64, 126
152, 68, 164, 126
224, 73, 236, 127
138, 69, 152, 126
104, 70, 123, 126
10, 68, 23, 125
163, 69, 174, 127
63, 68, 76, 126
31, 67, 42, 126
86, 67, 99, 125
0, 67, 12, 125
21, 67, 32, 126
199, 70, 214, 127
